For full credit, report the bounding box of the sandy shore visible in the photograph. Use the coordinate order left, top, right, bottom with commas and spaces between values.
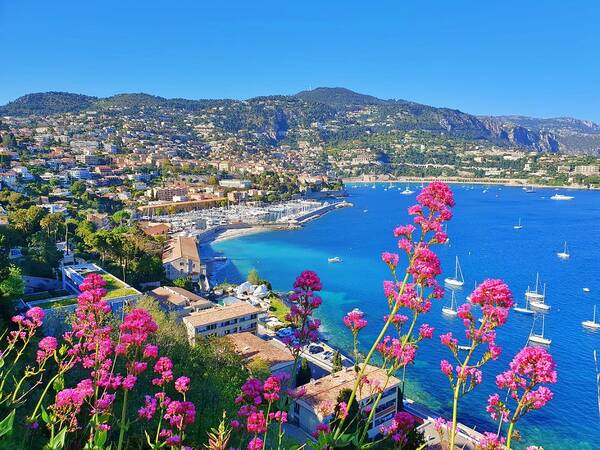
210, 225, 292, 244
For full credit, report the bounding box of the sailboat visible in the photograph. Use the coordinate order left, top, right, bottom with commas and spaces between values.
529, 314, 551, 346
527, 273, 551, 312
557, 241, 570, 259
513, 293, 534, 315
582, 305, 600, 330
442, 291, 458, 317
513, 218, 523, 230
401, 186, 415, 195
444, 256, 465, 288
524, 185, 536, 193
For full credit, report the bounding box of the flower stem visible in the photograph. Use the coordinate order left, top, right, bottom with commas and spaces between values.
117, 390, 129, 450
332, 272, 410, 440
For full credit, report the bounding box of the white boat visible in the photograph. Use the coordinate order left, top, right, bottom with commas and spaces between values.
444, 256, 465, 288
442, 291, 458, 317
363, 209, 368, 213
550, 194, 574, 201
513, 218, 523, 230
513, 292, 534, 315
524, 185, 536, 193
529, 315, 551, 346
401, 186, 415, 195
583, 287, 591, 293
371, 185, 376, 189
457, 345, 471, 352
557, 241, 570, 259
582, 305, 600, 330
527, 273, 551, 312
328, 256, 342, 263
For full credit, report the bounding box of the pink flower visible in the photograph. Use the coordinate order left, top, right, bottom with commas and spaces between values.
175, 376, 191, 394
418, 323, 434, 339
164, 400, 196, 430
138, 395, 158, 420
143, 344, 159, 359
247, 437, 263, 450
343, 309, 368, 333
154, 356, 173, 374
36, 336, 58, 363
122, 374, 137, 390
440, 360, 453, 377
246, 411, 266, 433
381, 252, 399, 268
440, 332, 457, 348
479, 431, 506, 450
469, 279, 513, 309
263, 374, 282, 402
394, 224, 415, 237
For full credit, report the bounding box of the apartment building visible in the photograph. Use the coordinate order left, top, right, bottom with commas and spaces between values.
182, 302, 262, 340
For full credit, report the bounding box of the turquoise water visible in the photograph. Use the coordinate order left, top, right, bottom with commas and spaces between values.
210, 184, 600, 449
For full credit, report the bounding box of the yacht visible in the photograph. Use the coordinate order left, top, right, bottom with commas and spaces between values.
327, 256, 342, 263
550, 194, 574, 201
529, 315, 551, 346
401, 186, 415, 195
513, 218, 523, 230
582, 305, 600, 330
513, 294, 534, 315
583, 287, 591, 293
524, 185, 536, 193
527, 273, 550, 312
442, 291, 458, 317
444, 256, 465, 288
557, 241, 570, 259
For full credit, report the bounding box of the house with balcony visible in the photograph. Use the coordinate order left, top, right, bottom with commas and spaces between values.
292, 365, 400, 441
182, 302, 262, 341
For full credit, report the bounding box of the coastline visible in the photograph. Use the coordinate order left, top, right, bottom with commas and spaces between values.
210, 224, 293, 244
343, 176, 597, 190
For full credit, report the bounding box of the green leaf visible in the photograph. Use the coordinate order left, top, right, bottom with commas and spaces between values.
43, 427, 67, 450
0, 409, 15, 438
93, 429, 108, 448
41, 406, 50, 424
52, 374, 64, 392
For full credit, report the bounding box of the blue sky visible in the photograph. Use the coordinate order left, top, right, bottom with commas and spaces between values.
1, 1, 599, 121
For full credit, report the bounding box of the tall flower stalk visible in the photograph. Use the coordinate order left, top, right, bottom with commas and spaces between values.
487, 346, 557, 449
439, 279, 513, 449
327, 181, 455, 446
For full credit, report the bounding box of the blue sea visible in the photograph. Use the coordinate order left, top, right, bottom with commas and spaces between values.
209, 184, 600, 450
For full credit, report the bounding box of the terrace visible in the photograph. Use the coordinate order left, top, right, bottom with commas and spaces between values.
26, 263, 140, 311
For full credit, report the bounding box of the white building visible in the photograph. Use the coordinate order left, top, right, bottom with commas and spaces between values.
182, 302, 262, 340
162, 236, 208, 288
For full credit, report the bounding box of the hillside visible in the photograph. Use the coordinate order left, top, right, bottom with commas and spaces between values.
1, 88, 598, 154
0, 92, 97, 115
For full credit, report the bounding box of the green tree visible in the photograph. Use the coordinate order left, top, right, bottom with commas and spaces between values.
207, 175, 219, 186
40, 212, 65, 241
25, 232, 62, 277
69, 180, 87, 197
247, 268, 261, 285
332, 350, 343, 373
295, 357, 312, 386
247, 357, 271, 380
111, 209, 131, 226
173, 276, 193, 291
0, 265, 25, 301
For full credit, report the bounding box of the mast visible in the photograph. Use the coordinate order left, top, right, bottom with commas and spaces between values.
541, 315, 545, 337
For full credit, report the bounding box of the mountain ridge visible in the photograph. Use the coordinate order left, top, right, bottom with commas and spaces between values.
1, 88, 598, 154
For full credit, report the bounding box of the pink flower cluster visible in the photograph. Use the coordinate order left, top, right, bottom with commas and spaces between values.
380, 411, 416, 446
343, 309, 368, 334
233, 373, 291, 449
283, 270, 323, 353
490, 346, 557, 422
